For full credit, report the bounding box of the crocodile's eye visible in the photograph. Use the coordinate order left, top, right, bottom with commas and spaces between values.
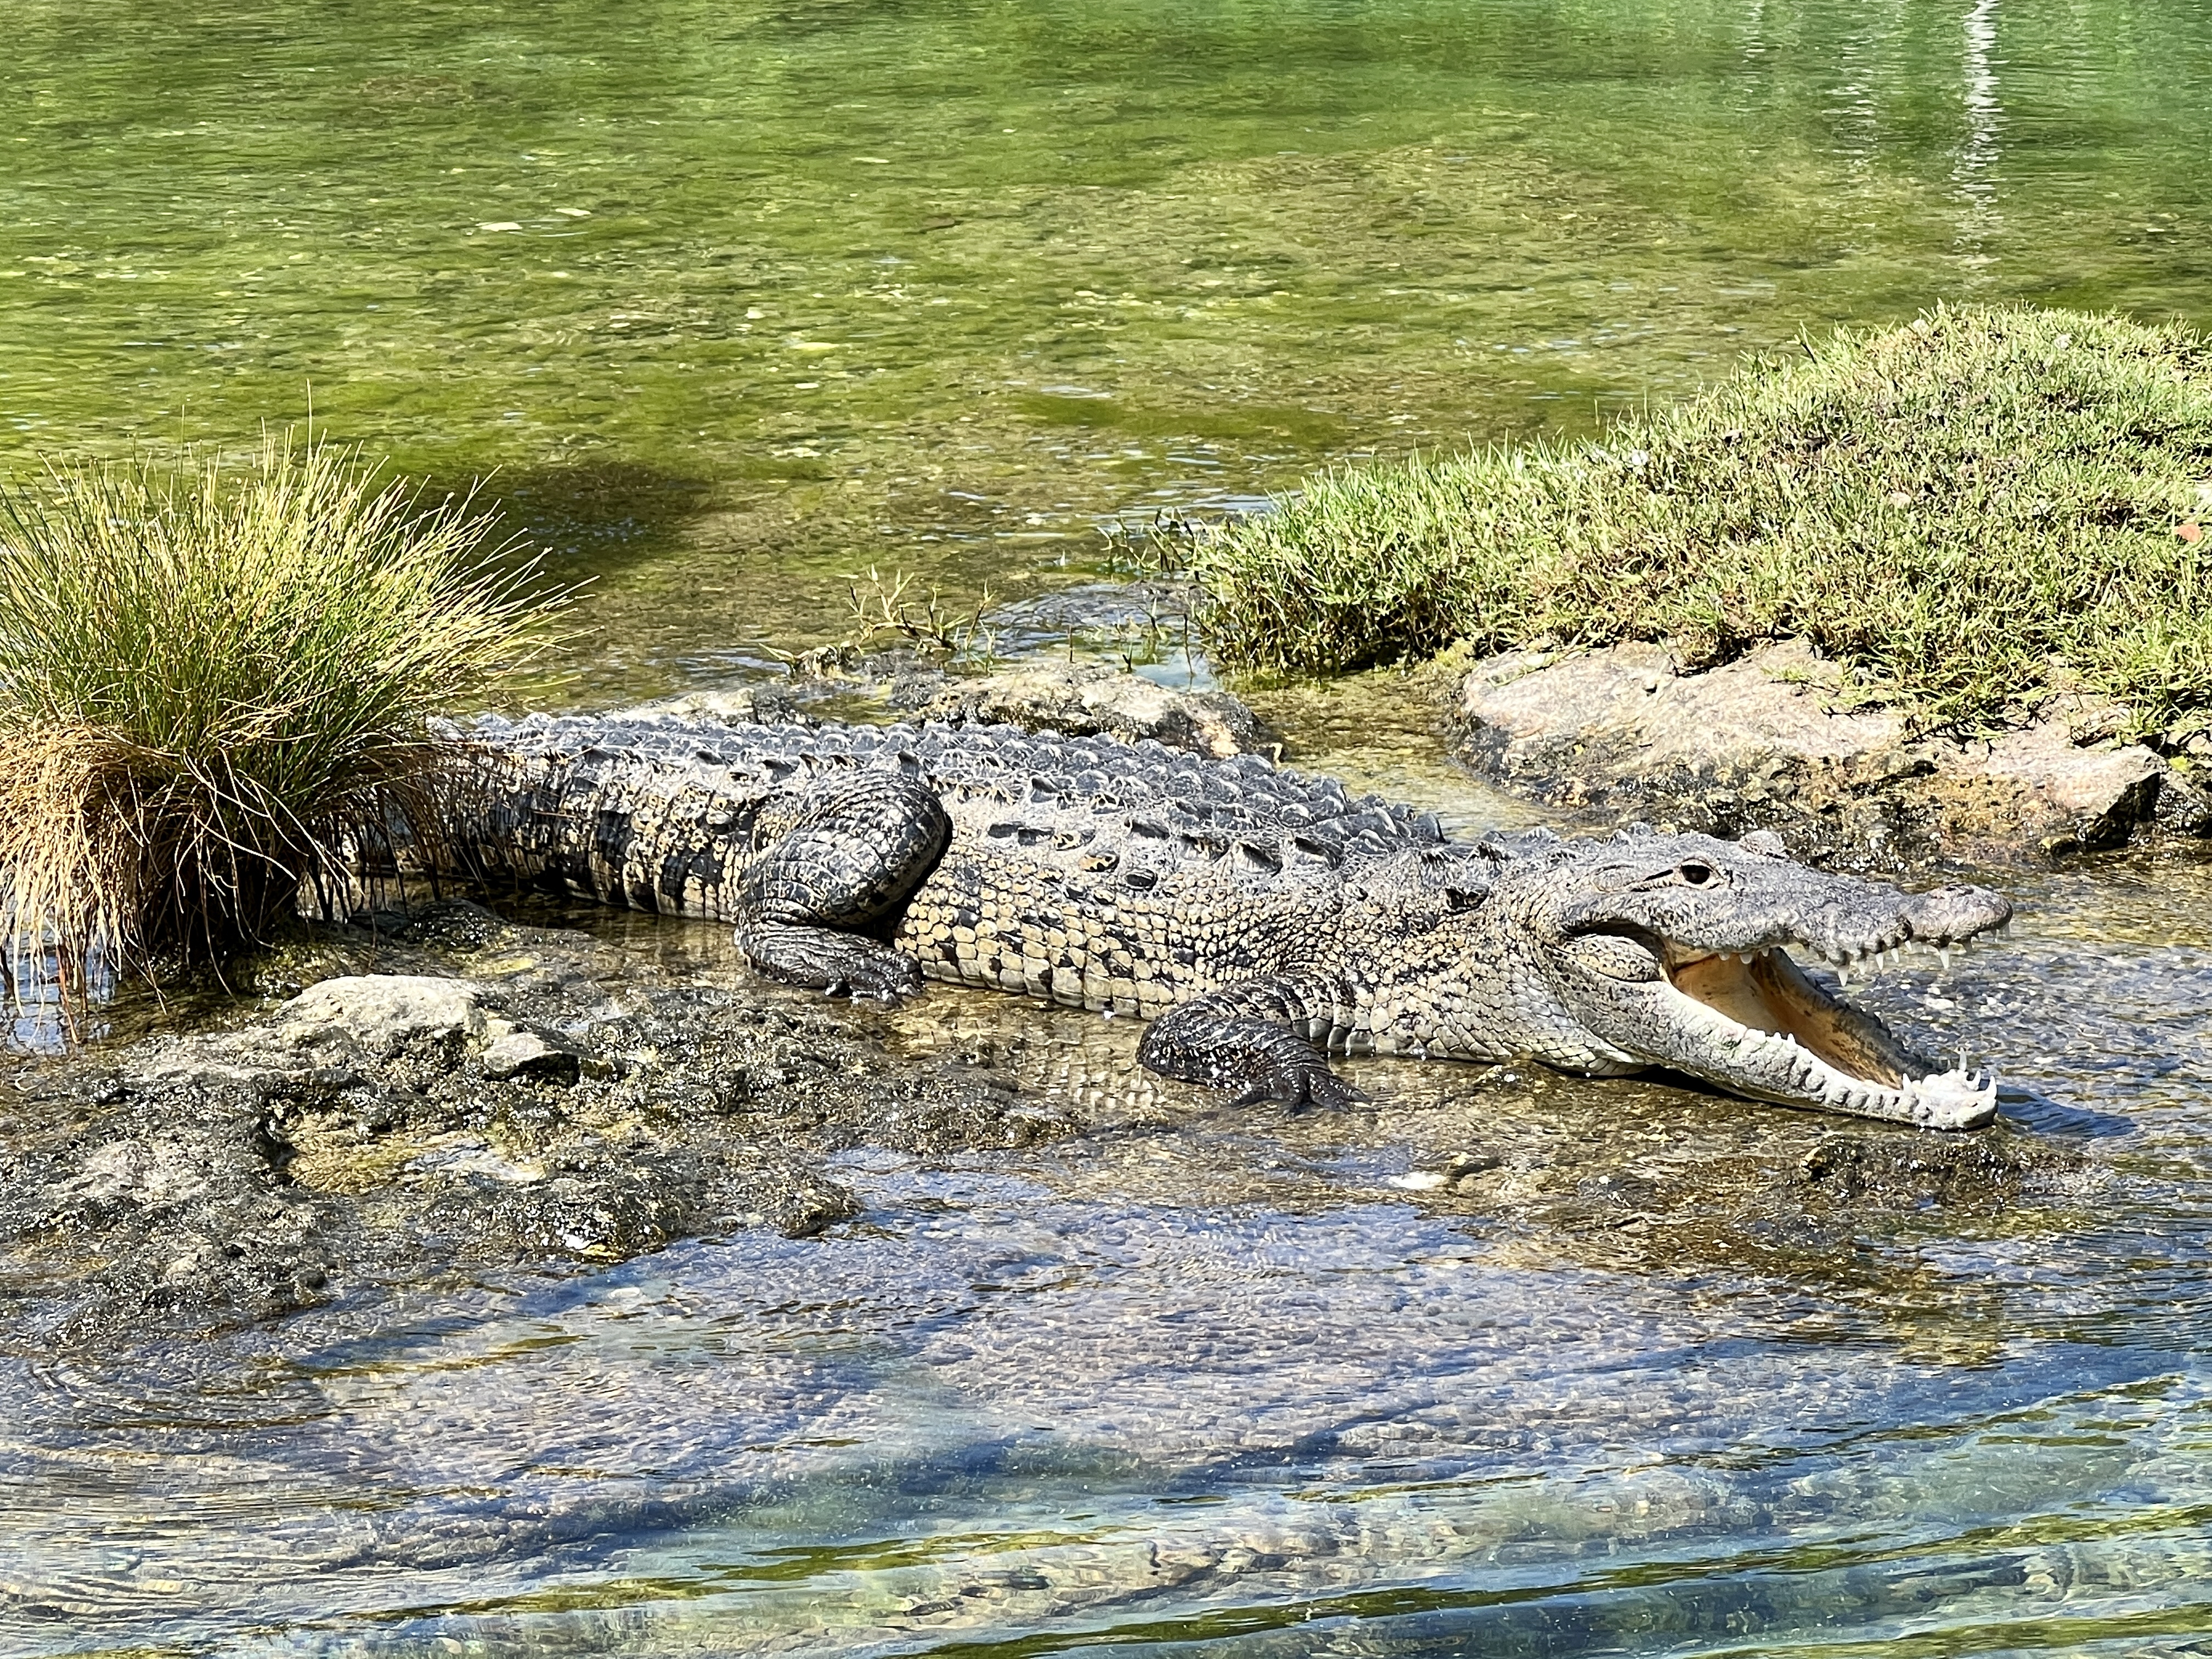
1677, 861, 1717, 887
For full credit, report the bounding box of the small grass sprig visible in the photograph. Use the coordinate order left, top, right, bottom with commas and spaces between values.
839, 564, 998, 662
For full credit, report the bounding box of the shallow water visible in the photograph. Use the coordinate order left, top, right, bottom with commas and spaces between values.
7, 830, 2212, 1656
9, 1, 2212, 1652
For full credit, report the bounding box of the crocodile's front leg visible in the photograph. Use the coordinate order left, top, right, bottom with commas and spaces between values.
1138, 977, 1369, 1110
735, 770, 950, 1001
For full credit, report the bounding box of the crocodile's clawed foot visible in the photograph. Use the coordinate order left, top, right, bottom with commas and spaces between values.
1138, 988, 1365, 1113
825, 950, 926, 1003
736, 922, 924, 1002
1231, 1065, 1369, 1113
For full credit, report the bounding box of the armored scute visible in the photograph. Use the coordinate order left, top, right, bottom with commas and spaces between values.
437, 714, 2012, 1128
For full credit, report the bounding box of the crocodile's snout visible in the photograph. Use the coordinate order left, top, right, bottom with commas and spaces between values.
1904, 884, 2013, 946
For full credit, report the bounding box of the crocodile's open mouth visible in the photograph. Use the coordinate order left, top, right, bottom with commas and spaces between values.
1658, 943, 1997, 1128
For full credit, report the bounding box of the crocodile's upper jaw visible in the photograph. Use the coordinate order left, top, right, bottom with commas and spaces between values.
1658, 943, 1997, 1128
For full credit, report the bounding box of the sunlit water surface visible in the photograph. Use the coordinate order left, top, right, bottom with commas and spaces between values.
7, 0, 2212, 1652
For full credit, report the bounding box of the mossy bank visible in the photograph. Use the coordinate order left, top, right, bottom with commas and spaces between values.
1198, 306, 2212, 745
1196, 306, 2212, 859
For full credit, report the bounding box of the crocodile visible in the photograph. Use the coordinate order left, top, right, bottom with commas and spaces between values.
430, 713, 2015, 1129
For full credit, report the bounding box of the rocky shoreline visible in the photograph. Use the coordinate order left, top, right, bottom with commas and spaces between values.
1, 901, 1094, 1341
3, 890, 2089, 1348
1457, 640, 2211, 867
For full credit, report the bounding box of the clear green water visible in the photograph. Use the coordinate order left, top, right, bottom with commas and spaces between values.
8, 1, 2212, 1654
5, 0, 2210, 699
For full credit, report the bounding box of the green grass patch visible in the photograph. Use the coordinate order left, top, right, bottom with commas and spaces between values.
0, 435, 563, 977
1193, 304, 2212, 740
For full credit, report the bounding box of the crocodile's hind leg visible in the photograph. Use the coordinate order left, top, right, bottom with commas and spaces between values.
734, 770, 950, 1000
1138, 978, 1368, 1110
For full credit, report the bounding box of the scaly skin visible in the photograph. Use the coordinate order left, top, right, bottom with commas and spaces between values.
435, 714, 2013, 1127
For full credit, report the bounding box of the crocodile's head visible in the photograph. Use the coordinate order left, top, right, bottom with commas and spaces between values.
1495, 828, 2012, 1128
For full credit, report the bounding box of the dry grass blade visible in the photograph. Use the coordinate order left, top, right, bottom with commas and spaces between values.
0, 729, 144, 984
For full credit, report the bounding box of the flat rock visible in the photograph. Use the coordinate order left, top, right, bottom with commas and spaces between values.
479, 1020, 581, 1084
1463, 640, 1913, 789
269, 974, 491, 1057
894, 662, 1270, 758
1460, 640, 2191, 863
0, 904, 1092, 1344
1928, 723, 2168, 855
50, 1137, 213, 1214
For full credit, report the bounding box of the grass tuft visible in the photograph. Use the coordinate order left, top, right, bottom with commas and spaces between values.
1194, 304, 2212, 738
0, 432, 563, 979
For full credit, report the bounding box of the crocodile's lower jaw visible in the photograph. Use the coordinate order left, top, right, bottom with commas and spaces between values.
1660, 946, 1998, 1129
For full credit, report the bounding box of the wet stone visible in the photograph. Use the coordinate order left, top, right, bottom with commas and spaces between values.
1457, 639, 2203, 866
1797, 1130, 2083, 1212
479, 1023, 581, 1085
0, 901, 1084, 1345
271, 973, 491, 1058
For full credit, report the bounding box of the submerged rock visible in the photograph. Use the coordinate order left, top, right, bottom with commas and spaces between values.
1458, 640, 2194, 863
1797, 1131, 2061, 1210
